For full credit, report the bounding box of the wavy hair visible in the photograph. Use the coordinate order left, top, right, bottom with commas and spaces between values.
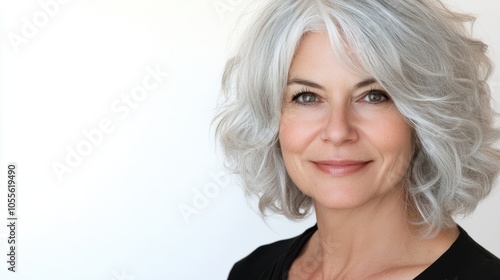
214, 0, 500, 235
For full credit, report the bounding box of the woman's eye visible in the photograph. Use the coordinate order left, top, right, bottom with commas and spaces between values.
292, 92, 318, 105
362, 90, 388, 103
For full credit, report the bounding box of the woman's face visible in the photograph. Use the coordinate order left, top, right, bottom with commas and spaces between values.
279, 32, 414, 210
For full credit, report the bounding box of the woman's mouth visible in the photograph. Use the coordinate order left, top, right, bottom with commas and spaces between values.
313, 160, 371, 176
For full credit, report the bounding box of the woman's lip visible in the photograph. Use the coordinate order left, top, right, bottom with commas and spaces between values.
313, 160, 371, 176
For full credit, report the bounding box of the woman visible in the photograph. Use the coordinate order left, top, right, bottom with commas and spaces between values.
215, 0, 500, 279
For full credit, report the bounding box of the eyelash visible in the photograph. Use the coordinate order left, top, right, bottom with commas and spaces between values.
291, 88, 318, 106
290, 88, 390, 106
360, 89, 390, 103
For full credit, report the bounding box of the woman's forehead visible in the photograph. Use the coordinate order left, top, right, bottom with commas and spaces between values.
290, 31, 373, 82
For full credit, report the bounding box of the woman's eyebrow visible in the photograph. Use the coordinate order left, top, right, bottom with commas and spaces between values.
287, 78, 377, 90
355, 78, 377, 88
287, 78, 325, 90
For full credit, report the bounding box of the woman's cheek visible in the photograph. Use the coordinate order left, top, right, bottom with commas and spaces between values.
279, 109, 325, 153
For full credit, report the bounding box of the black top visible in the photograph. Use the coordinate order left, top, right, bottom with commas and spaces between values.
228, 224, 500, 279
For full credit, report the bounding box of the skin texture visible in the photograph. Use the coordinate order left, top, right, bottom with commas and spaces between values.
280, 32, 459, 279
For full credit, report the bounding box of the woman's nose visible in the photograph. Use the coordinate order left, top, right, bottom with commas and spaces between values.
320, 106, 359, 145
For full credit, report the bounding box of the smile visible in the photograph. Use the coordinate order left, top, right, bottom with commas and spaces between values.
313, 160, 371, 176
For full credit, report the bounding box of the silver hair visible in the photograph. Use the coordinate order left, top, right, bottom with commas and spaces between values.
214, 0, 500, 235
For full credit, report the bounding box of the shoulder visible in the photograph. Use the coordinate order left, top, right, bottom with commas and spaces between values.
458, 227, 500, 279
227, 225, 317, 280
227, 238, 295, 280
464, 259, 500, 279
417, 225, 500, 279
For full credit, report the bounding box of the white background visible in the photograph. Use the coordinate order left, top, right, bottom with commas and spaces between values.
0, 0, 498, 279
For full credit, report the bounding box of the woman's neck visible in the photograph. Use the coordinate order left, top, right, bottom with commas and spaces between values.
296, 188, 459, 279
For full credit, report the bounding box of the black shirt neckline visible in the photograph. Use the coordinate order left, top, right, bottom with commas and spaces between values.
228, 223, 500, 279
276, 224, 494, 279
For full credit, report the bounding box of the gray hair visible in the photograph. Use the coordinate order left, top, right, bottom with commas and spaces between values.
214, 0, 500, 235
